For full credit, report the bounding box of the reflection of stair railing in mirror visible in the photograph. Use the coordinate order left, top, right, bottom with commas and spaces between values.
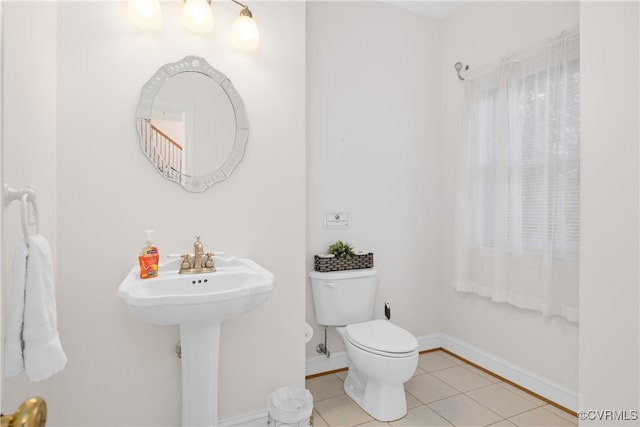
0, 397, 47, 427
138, 119, 184, 183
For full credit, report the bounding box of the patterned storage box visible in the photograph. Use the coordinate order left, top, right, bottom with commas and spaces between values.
314, 253, 374, 272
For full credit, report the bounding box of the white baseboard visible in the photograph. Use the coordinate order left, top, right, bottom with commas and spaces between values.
306, 351, 349, 376
440, 334, 579, 412
417, 332, 443, 352
218, 409, 268, 427
304, 332, 578, 412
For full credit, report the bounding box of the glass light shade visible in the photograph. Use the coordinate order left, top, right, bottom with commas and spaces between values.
231, 14, 260, 49
182, 0, 214, 33
128, 0, 163, 29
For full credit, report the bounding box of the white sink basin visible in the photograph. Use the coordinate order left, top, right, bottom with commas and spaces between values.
117, 256, 274, 325
118, 255, 274, 426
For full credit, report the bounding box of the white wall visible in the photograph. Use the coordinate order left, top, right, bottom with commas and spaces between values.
2, 1, 306, 425
579, 1, 639, 423
306, 1, 583, 403
306, 1, 443, 357
1, 0, 59, 414
0, 0, 2, 408
439, 1, 579, 392
4, 1, 639, 424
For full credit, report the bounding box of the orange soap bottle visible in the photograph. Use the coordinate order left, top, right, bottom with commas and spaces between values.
139, 230, 159, 279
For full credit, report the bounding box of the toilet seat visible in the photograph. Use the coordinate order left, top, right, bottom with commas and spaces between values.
345, 319, 418, 358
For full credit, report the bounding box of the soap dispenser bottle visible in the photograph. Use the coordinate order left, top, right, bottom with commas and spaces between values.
138, 230, 159, 279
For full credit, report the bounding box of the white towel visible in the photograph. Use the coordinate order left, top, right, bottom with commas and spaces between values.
4, 239, 28, 377
4, 235, 67, 381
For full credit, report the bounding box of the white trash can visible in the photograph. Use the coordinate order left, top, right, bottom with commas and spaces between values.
267, 386, 313, 426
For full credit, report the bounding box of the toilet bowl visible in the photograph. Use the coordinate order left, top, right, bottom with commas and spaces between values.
337, 320, 418, 421
308, 268, 419, 421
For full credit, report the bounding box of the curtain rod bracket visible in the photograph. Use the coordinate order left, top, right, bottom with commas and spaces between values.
455, 62, 470, 80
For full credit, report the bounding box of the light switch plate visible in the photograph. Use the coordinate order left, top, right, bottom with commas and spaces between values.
324, 211, 350, 229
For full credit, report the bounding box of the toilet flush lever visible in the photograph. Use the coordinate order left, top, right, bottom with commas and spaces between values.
324, 282, 336, 288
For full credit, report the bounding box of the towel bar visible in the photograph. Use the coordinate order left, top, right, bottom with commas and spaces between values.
3, 183, 40, 238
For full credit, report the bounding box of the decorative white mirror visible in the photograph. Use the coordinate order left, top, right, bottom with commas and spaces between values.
136, 56, 249, 192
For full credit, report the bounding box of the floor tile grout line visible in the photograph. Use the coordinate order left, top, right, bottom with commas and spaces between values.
436, 348, 576, 417
424, 404, 461, 427
514, 404, 579, 426
494, 382, 548, 407
425, 400, 507, 427
462, 379, 549, 412
426, 389, 506, 427
461, 384, 545, 422
306, 349, 577, 426
430, 369, 496, 394
428, 369, 563, 426
313, 399, 573, 427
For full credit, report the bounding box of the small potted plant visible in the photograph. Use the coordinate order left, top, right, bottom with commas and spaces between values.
328, 240, 355, 258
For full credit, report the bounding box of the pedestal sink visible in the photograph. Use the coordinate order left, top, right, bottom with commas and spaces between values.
117, 256, 274, 426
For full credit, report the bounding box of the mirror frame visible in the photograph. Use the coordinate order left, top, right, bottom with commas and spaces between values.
136, 55, 249, 192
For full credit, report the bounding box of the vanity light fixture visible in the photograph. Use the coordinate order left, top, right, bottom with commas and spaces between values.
230, 0, 260, 49
128, 0, 163, 30
127, 0, 260, 49
182, 0, 214, 33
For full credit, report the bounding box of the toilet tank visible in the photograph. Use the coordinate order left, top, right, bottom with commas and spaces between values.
309, 268, 378, 326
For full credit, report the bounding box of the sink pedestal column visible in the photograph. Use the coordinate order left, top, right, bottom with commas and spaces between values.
180, 322, 221, 426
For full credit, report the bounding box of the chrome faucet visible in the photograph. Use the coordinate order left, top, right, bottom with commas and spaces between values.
179, 236, 216, 274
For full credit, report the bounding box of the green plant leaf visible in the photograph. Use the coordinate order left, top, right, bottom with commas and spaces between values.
328, 240, 355, 258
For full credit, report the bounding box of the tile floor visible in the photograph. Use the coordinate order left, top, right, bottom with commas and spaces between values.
305, 350, 577, 427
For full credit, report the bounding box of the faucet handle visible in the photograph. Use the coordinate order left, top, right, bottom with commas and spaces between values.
205, 253, 214, 268
181, 254, 191, 270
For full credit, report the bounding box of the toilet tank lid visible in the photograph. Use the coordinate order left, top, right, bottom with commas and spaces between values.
309, 268, 377, 280
346, 319, 418, 354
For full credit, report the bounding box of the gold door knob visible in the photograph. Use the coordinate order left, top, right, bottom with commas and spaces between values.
1, 397, 47, 427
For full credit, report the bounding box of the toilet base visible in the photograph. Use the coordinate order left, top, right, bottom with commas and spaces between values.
343, 367, 408, 422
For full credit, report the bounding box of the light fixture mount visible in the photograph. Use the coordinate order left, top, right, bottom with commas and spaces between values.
128, 0, 260, 49
230, 0, 259, 49
231, 0, 252, 17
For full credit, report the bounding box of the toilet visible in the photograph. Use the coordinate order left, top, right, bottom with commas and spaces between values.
309, 268, 418, 422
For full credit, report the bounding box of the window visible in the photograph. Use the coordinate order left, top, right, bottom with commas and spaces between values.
454, 29, 580, 322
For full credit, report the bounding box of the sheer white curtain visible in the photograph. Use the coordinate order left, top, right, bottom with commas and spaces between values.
453, 29, 580, 322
